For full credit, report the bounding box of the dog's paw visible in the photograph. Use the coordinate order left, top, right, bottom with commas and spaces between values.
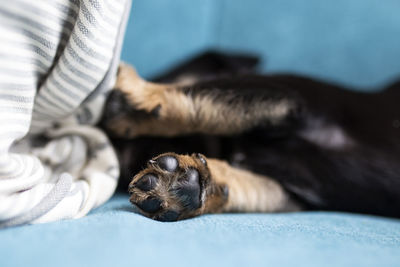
101, 63, 165, 138
128, 153, 228, 221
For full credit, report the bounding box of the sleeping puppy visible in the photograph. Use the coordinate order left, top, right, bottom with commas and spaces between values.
100, 51, 400, 222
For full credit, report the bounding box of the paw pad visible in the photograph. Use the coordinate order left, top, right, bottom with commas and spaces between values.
134, 173, 158, 191
134, 197, 162, 213
155, 155, 178, 172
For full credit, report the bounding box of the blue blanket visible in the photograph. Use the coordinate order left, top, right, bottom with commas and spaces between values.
1, 193, 399, 267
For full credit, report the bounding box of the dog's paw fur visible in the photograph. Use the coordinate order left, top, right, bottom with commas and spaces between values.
128, 152, 228, 221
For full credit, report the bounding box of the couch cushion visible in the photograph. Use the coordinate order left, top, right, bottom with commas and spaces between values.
1, 193, 399, 267
122, 0, 400, 89
216, 0, 400, 88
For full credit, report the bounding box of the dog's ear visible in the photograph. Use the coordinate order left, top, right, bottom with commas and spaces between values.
152, 50, 261, 83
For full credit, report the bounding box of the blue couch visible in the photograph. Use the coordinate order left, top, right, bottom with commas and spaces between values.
1, 1, 400, 266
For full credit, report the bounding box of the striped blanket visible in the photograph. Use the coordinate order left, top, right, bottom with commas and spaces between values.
0, 0, 131, 227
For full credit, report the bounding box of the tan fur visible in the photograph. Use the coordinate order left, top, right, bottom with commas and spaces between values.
113, 63, 299, 220
109, 63, 293, 138
129, 152, 300, 221
206, 158, 300, 213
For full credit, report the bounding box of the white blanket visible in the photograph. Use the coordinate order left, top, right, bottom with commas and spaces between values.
0, 0, 131, 227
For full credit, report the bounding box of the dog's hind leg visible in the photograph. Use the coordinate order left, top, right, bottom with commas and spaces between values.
128, 152, 300, 221
102, 63, 302, 138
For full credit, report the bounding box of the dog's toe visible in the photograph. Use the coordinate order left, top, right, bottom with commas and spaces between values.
133, 173, 159, 191
133, 197, 162, 213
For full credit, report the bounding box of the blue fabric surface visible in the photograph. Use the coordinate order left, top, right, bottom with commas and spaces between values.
0, 195, 400, 267
215, 0, 400, 89
1, 194, 399, 267
122, 0, 400, 89
122, 0, 216, 79
2, 1, 400, 266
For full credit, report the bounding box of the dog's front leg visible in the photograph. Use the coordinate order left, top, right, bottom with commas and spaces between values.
102, 63, 301, 138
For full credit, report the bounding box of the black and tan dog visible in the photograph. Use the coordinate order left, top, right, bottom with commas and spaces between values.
101, 52, 400, 222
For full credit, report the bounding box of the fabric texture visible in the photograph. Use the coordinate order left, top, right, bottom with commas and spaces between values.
0, 0, 131, 227
122, 0, 400, 89
1, 193, 399, 267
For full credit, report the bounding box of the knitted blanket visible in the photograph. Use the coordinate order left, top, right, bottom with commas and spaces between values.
0, 0, 131, 227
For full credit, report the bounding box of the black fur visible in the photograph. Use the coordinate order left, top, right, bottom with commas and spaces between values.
110, 51, 400, 218
152, 50, 260, 83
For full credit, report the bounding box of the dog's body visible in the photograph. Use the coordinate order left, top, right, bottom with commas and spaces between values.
102, 52, 400, 221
